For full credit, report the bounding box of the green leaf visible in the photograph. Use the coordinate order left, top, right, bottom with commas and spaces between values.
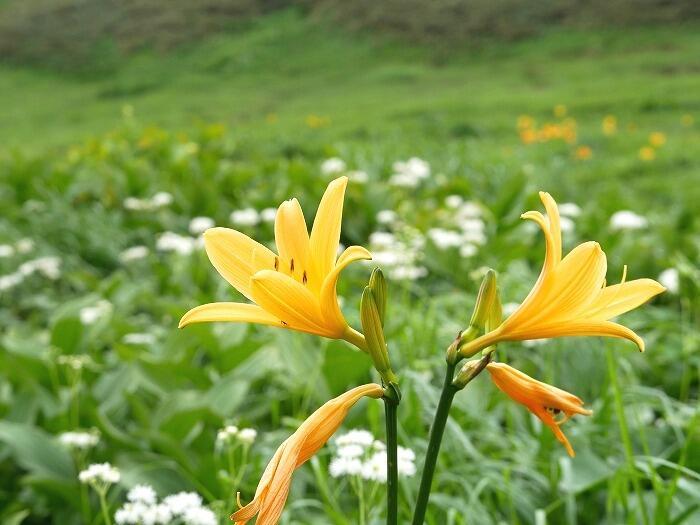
0, 422, 75, 480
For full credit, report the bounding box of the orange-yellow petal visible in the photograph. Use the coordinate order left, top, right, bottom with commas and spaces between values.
319, 245, 372, 333
178, 302, 281, 329
309, 176, 348, 280
250, 270, 331, 336
274, 198, 315, 288
203, 228, 276, 301
586, 278, 666, 320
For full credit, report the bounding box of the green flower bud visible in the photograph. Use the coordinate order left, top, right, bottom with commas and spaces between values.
360, 286, 397, 385
368, 267, 387, 327
468, 269, 498, 331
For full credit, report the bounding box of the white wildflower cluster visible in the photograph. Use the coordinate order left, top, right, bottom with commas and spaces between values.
156, 232, 200, 255
0, 238, 34, 258
347, 170, 369, 184
389, 157, 430, 187
57, 354, 93, 371
658, 268, 679, 294
321, 157, 347, 176
230, 208, 260, 227
79, 463, 121, 486
115, 487, 216, 525
124, 191, 174, 211
260, 207, 277, 223
1, 255, 62, 291
188, 216, 215, 235
80, 300, 112, 325
422, 195, 489, 258
59, 429, 100, 450
610, 210, 648, 231
376, 210, 398, 225
120, 245, 150, 263
369, 230, 427, 281
216, 425, 257, 447
122, 333, 157, 346
557, 201, 582, 233
328, 429, 416, 482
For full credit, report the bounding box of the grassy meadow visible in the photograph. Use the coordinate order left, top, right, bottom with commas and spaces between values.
1, 10, 700, 525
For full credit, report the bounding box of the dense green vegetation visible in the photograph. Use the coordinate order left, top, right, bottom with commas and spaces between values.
1, 10, 699, 525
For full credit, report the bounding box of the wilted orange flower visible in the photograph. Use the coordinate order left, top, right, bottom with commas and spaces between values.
649, 132, 666, 147
180, 176, 372, 347
461, 192, 665, 355
487, 362, 591, 456
574, 145, 592, 160
639, 146, 656, 161
231, 383, 384, 524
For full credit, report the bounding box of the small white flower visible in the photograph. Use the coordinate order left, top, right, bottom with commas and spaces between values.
79, 462, 120, 485
15, 238, 34, 254
260, 207, 277, 223
502, 302, 520, 316
459, 244, 478, 258
559, 216, 575, 233
329, 457, 363, 478
151, 504, 173, 525
610, 210, 648, 230
119, 245, 149, 263
79, 300, 112, 325
389, 265, 427, 281
151, 192, 174, 208
457, 202, 482, 219
57, 354, 92, 371
337, 444, 365, 458
369, 232, 397, 248
388, 172, 420, 188
163, 492, 203, 516
658, 268, 679, 294
216, 425, 239, 445
122, 333, 157, 345
123, 197, 149, 211
237, 428, 257, 444
321, 157, 346, 175
445, 195, 463, 209
347, 170, 369, 183
336, 429, 375, 447
188, 217, 215, 235
182, 506, 217, 525
19, 256, 62, 279
0, 244, 14, 258
128, 484, 157, 505
376, 210, 398, 225
0, 273, 23, 291
156, 232, 197, 255
428, 228, 462, 250
115, 502, 147, 525
559, 202, 582, 217
59, 430, 100, 450
459, 218, 485, 234
230, 208, 260, 227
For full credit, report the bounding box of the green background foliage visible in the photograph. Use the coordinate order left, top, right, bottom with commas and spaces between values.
0, 5, 699, 525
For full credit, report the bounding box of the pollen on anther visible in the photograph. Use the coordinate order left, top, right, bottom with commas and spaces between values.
281, 320, 288, 326
274, 257, 279, 271
290, 258, 295, 273
302, 271, 308, 285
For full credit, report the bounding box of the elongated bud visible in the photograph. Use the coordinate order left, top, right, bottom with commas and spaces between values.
468, 269, 498, 331
360, 286, 397, 385
452, 354, 491, 389
368, 268, 387, 327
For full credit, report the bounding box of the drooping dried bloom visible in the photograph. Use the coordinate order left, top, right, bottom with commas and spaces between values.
231, 384, 384, 524
487, 362, 591, 456
180, 177, 371, 345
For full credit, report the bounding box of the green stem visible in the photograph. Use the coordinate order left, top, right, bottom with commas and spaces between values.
411, 363, 458, 525
384, 397, 399, 525
97, 488, 112, 525
606, 347, 650, 525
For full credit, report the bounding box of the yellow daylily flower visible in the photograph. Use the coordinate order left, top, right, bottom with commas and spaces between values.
461, 192, 665, 355
487, 362, 591, 457
231, 383, 384, 524
179, 176, 371, 347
